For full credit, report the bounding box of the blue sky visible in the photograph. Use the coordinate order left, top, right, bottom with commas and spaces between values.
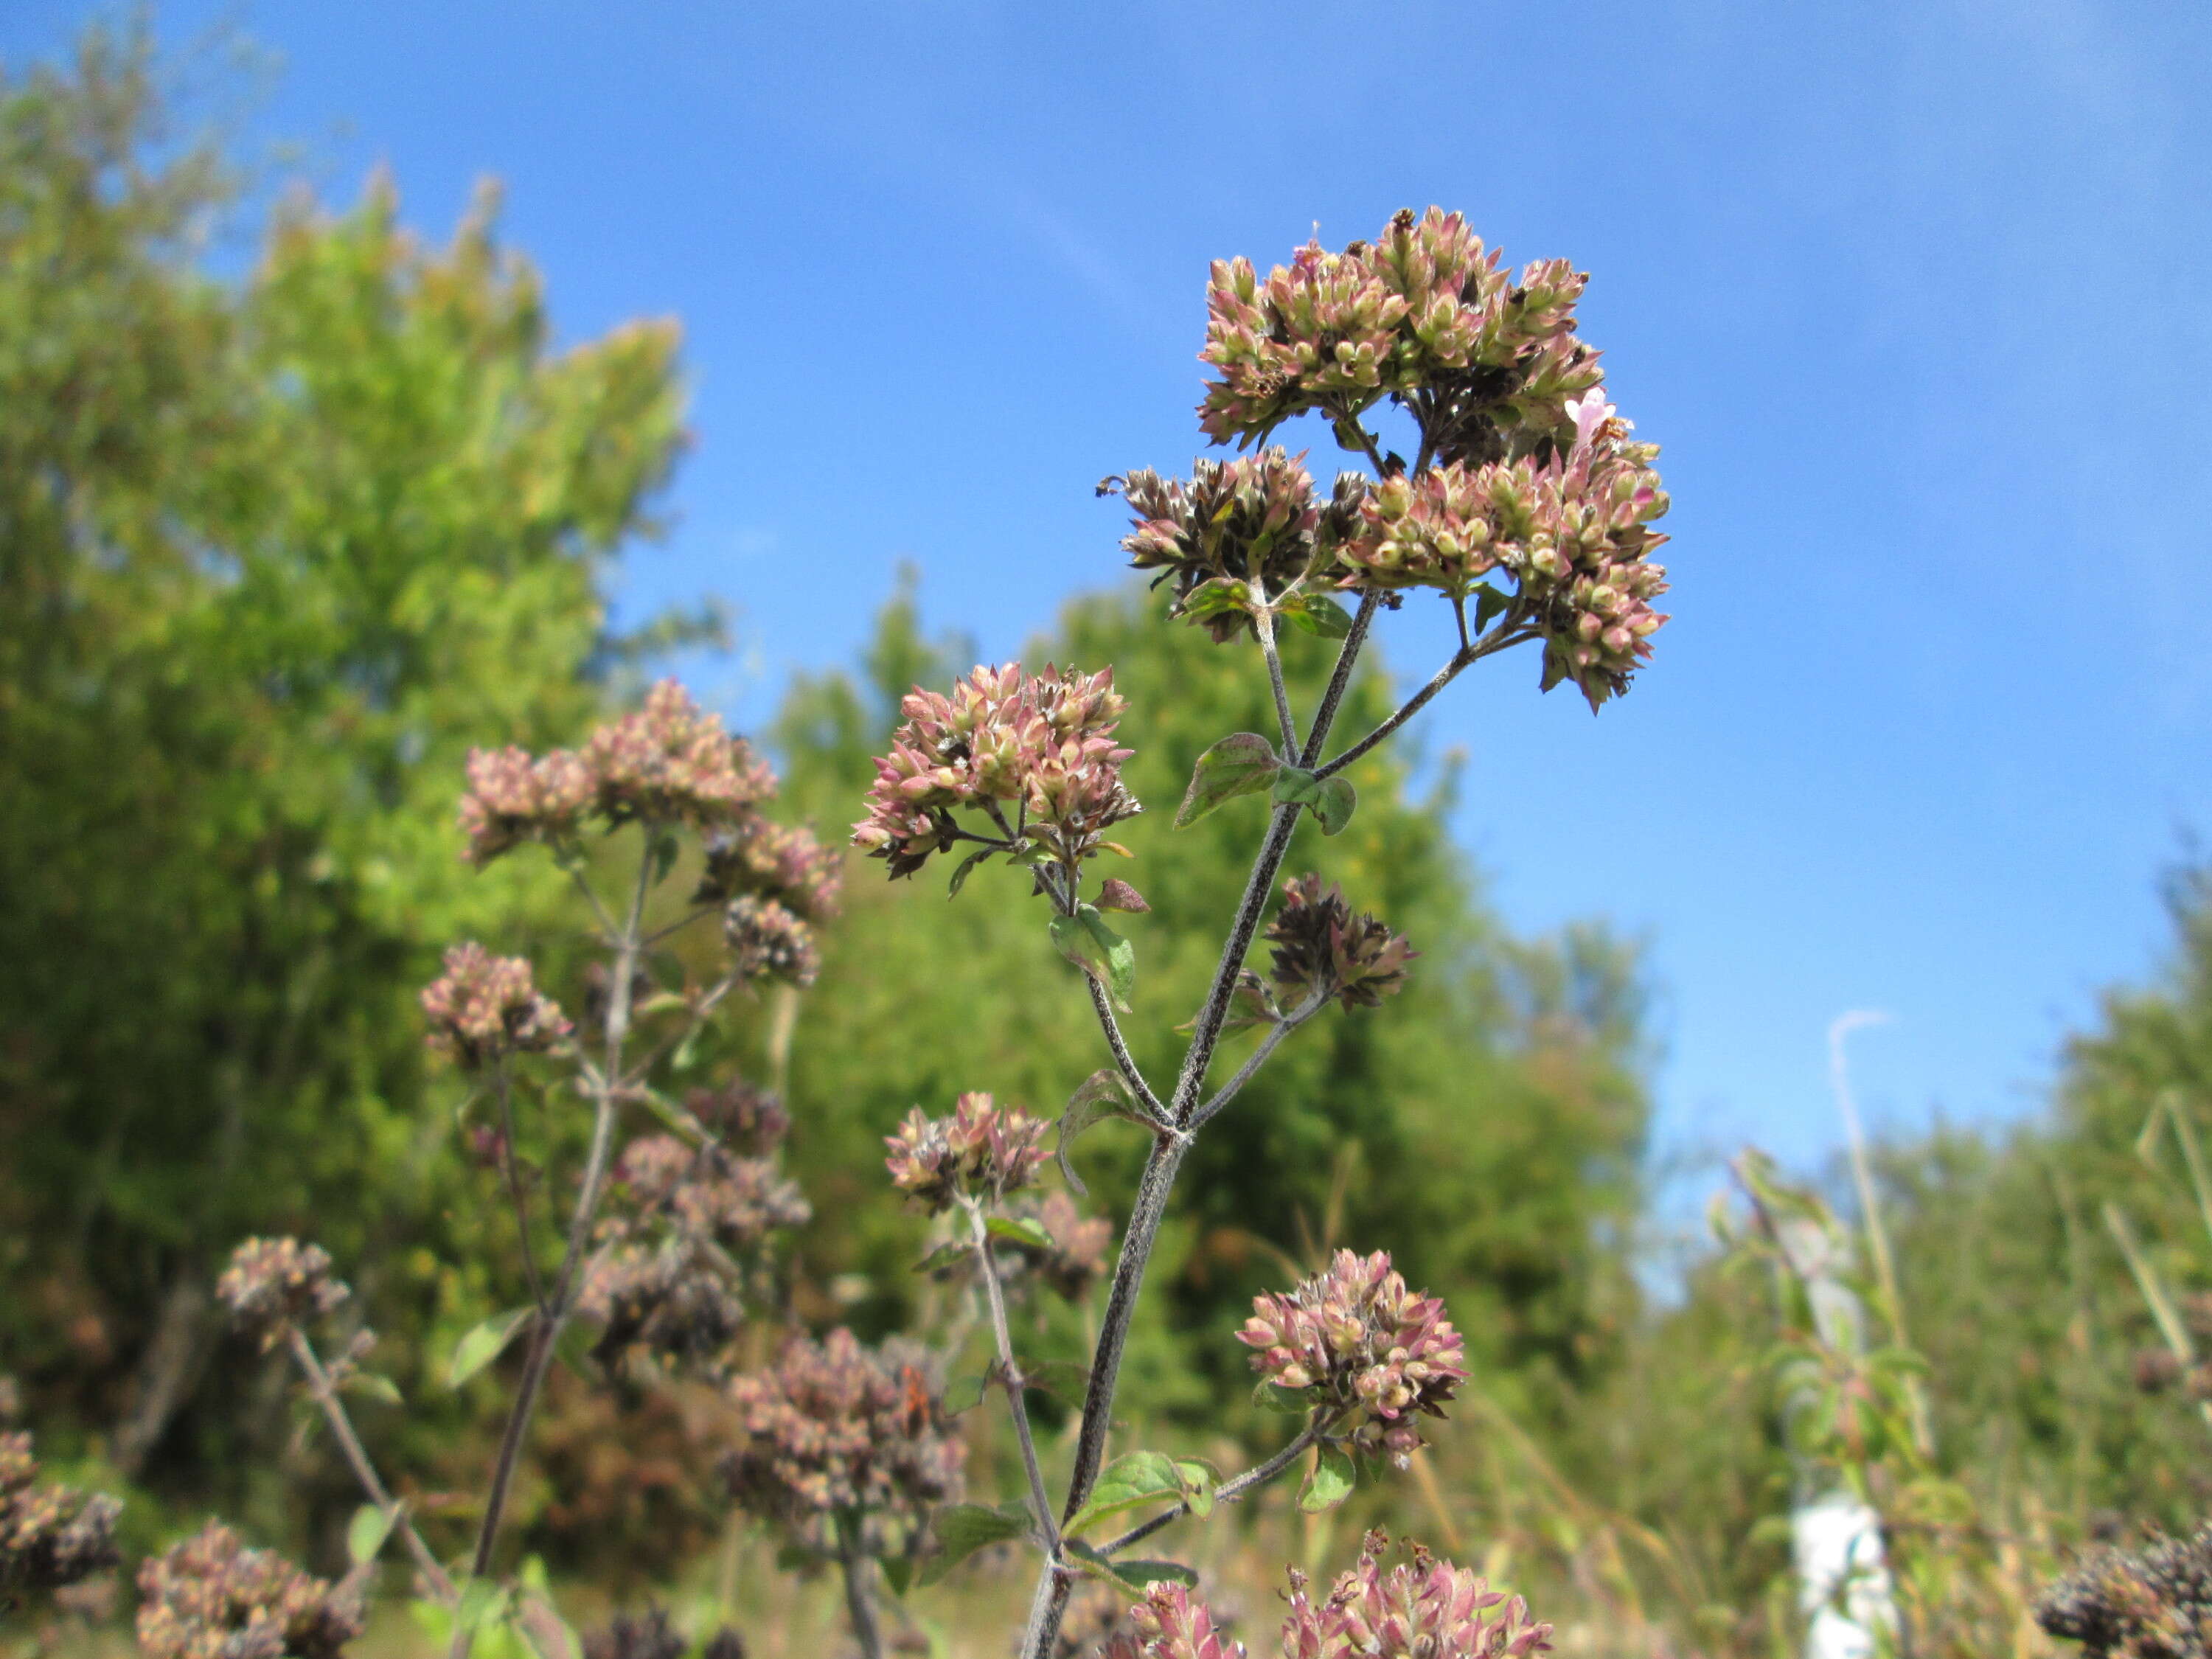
10, 1, 2209, 1214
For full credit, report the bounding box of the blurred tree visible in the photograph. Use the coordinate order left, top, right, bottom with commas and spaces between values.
0, 22, 690, 1506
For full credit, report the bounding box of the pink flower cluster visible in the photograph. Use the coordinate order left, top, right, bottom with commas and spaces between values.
1102, 1582, 1245, 1659
1335, 392, 1669, 708
884, 1092, 1049, 1214
457, 679, 776, 865
418, 942, 571, 1068
1, 1431, 121, 1602
1279, 1532, 1554, 1659
1104, 450, 1364, 641
724, 1329, 964, 1554
1198, 208, 1599, 453
1238, 1249, 1467, 1467
136, 1522, 364, 1659
215, 1238, 349, 1349
852, 664, 1138, 881
1265, 875, 1416, 1012
1102, 1536, 1553, 1659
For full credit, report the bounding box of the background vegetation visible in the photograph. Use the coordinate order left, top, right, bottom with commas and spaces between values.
4, 23, 2209, 1658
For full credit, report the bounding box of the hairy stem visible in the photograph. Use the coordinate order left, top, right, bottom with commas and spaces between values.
1098, 1408, 1345, 1558
1252, 577, 1300, 756
1019, 604, 1377, 1659
965, 1200, 1060, 1557
1085, 976, 1167, 1122
452, 834, 656, 1656
288, 1329, 456, 1604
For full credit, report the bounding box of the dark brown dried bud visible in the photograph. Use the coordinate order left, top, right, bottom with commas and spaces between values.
0, 1432, 121, 1606
1265, 874, 1416, 1011
217, 1239, 349, 1349
582, 1607, 686, 1659
1096, 878, 1150, 914
2135, 1349, 2183, 1394
684, 1080, 791, 1155
724, 896, 821, 987
2036, 1521, 2212, 1659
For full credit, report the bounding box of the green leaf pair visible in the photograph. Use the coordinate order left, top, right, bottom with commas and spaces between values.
1273, 765, 1357, 836
1175, 734, 1356, 835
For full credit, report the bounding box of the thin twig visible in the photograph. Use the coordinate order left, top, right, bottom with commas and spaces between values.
641, 905, 716, 950
287, 1329, 456, 1604
1314, 622, 1526, 781
1095, 1409, 1343, 1558
1188, 990, 1329, 1132
965, 1200, 1061, 1558
566, 864, 621, 944
492, 1065, 548, 1318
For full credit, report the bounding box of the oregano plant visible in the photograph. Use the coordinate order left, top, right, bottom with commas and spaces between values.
851, 204, 1672, 1657
0, 204, 1669, 1659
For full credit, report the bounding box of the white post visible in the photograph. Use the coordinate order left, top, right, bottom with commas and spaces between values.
1775, 1214, 1898, 1659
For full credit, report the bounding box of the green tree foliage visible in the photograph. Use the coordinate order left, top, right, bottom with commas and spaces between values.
758, 578, 1654, 1439
0, 25, 688, 1499
1876, 865, 2212, 1531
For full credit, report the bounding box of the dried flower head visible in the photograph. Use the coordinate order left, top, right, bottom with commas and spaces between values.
724, 1330, 964, 1555
616, 1135, 811, 1253
457, 745, 595, 866
584, 679, 776, 834
0, 1433, 120, 1605
135, 1522, 364, 1659
696, 818, 843, 919
1102, 451, 1366, 641
583, 1608, 687, 1659
420, 942, 571, 1067
578, 1243, 745, 1365
723, 896, 821, 988
1102, 1582, 1246, 1659
1265, 876, 1416, 1012
216, 1239, 349, 1349
2037, 1522, 2212, 1659
1239, 1249, 1467, 1467
853, 664, 1138, 881
883, 1093, 1049, 1213
1279, 1531, 1553, 1659
684, 1080, 791, 1156
580, 1133, 810, 1364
